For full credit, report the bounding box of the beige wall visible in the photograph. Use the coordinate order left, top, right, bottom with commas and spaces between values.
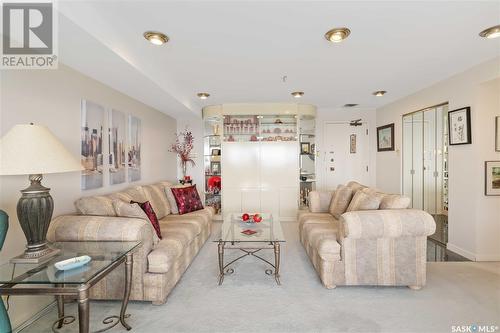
376, 57, 500, 261
0, 64, 177, 328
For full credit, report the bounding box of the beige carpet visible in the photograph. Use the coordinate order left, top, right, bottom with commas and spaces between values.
21, 222, 500, 333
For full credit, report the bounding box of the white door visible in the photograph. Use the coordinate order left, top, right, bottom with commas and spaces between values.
324, 122, 369, 190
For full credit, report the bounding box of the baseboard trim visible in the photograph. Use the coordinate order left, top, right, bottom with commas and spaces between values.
15, 301, 55, 333
474, 253, 500, 261
446, 243, 476, 261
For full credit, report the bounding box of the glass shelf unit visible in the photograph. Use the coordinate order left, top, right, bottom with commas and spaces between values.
223, 115, 297, 142
203, 117, 223, 217
299, 115, 316, 209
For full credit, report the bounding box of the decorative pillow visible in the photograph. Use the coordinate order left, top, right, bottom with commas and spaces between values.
346, 181, 367, 194
346, 190, 382, 211
170, 185, 204, 215
380, 194, 411, 209
131, 201, 162, 239
309, 191, 334, 213
328, 185, 354, 219
165, 184, 190, 214
75, 196, 116, 216
113, 200, 160, 245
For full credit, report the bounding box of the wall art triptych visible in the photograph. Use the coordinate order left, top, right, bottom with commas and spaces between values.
80, 99, 142, 190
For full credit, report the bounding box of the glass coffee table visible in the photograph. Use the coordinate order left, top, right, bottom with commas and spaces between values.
0, 241, 141, 333
214, 213, 285, 285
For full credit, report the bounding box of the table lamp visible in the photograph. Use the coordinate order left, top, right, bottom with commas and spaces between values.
0, 124, 82, 263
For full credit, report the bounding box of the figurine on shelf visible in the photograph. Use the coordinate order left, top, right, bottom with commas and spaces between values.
274, 118, 283, 124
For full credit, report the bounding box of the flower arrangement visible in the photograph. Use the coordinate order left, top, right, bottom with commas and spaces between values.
169, 128, 195, 178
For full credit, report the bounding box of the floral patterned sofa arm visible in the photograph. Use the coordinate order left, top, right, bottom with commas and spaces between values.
308, 191, 335, 213
340, 209, 436, 240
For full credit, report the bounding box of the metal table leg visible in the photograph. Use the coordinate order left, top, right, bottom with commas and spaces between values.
218, 240, 225, 285
77, 286, 90, 333
119, 253, 133, 330
273, 242, 281, 285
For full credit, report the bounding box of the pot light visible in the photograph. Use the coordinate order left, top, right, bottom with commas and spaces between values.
291, 91, 304, 98
197, 92, 210, 99
143, 31, 169, 45
479, 25, 500, 39
325, 27, 351, 43
372, 90, 387, 97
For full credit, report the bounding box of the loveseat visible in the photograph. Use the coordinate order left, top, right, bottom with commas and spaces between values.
299, 181, 436, 290
47, 181, 213, 305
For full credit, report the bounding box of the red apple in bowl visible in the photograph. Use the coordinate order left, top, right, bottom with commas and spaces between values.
242, 213, 250, 221
253, 214, 262, 223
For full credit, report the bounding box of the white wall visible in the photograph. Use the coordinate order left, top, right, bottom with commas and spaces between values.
376, 57, 500, 261
0, 64, 177, 328
315, 107, 377, 190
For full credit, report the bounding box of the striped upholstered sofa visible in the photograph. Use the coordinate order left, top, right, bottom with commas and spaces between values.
47, 181, 214, 305
299, 181, 435, 290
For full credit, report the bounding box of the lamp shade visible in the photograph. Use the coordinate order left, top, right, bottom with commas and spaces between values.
0, 124, 82, 175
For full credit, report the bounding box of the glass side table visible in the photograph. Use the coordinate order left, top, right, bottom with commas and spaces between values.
0, 241, 141, 333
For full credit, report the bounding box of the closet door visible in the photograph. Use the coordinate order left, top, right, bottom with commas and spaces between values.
222, 142, 261, 213
260, 141, 299, 219
412, 112, 424, 210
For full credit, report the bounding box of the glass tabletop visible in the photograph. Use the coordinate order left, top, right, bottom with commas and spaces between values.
0, 241, 141, 285
214, 213, 285, 243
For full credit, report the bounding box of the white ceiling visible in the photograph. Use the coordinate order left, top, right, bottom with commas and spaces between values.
57, 1, 500, 118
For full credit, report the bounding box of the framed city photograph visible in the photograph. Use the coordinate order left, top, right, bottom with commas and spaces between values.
495, 116, 500, 152
448, 107, 471, 145
350, 134, 357, 154
485, 161, 500, 196
377, 123, 394, 151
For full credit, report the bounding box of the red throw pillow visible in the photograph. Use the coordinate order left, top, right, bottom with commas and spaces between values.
131, 200, 162, 239
171, 185, 204, 215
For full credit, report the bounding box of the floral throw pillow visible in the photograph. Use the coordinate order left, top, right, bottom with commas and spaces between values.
170, 185, 204, 215
131, 200, 162, 239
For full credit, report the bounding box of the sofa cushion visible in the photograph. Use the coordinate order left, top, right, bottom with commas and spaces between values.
380, 194, 411, 209
75, 196, 116, 216
160, 215, 206, 235
142, 183, 171, 219
346, 181, 367, 194
147, 242, 182, 274
329, 185, 353, 219
160, 223, 199, 247
309, 191, 334, 213
171, 185, 204, 215
109, 186, 148, 204
113, 200, 160, 246
132, 201, 162, 239
346, 190, 382, 212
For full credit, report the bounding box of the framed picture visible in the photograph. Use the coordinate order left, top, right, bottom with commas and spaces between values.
377, 123, 394, 152
495, 116, 500, 152
300, 142, 310, 154
350, 134, 356, 154
448, 107, 471, 145
485, 161, 500, 196
128, 115, 142, 182
211, 161, 220, 175
211, 148, 221, 156
81, 99, 105, 190
109, 109, 126, 185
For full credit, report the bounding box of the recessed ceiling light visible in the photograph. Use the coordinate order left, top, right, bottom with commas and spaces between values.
372, 90, 387, 97
344, 103, 358, 107
325, 27, 351, 43
197, 92, 210, 99
479, 25, 500, 39
143, 31, 169, 45
291, 91, 304, 98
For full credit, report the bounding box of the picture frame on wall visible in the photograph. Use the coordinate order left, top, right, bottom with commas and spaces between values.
300, 142, 310, 154
495, 116, 500, 152
81, 99, 105, 190
376, 123, 394, 152
485, 161, 500, 196
448, 107, 472, 145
